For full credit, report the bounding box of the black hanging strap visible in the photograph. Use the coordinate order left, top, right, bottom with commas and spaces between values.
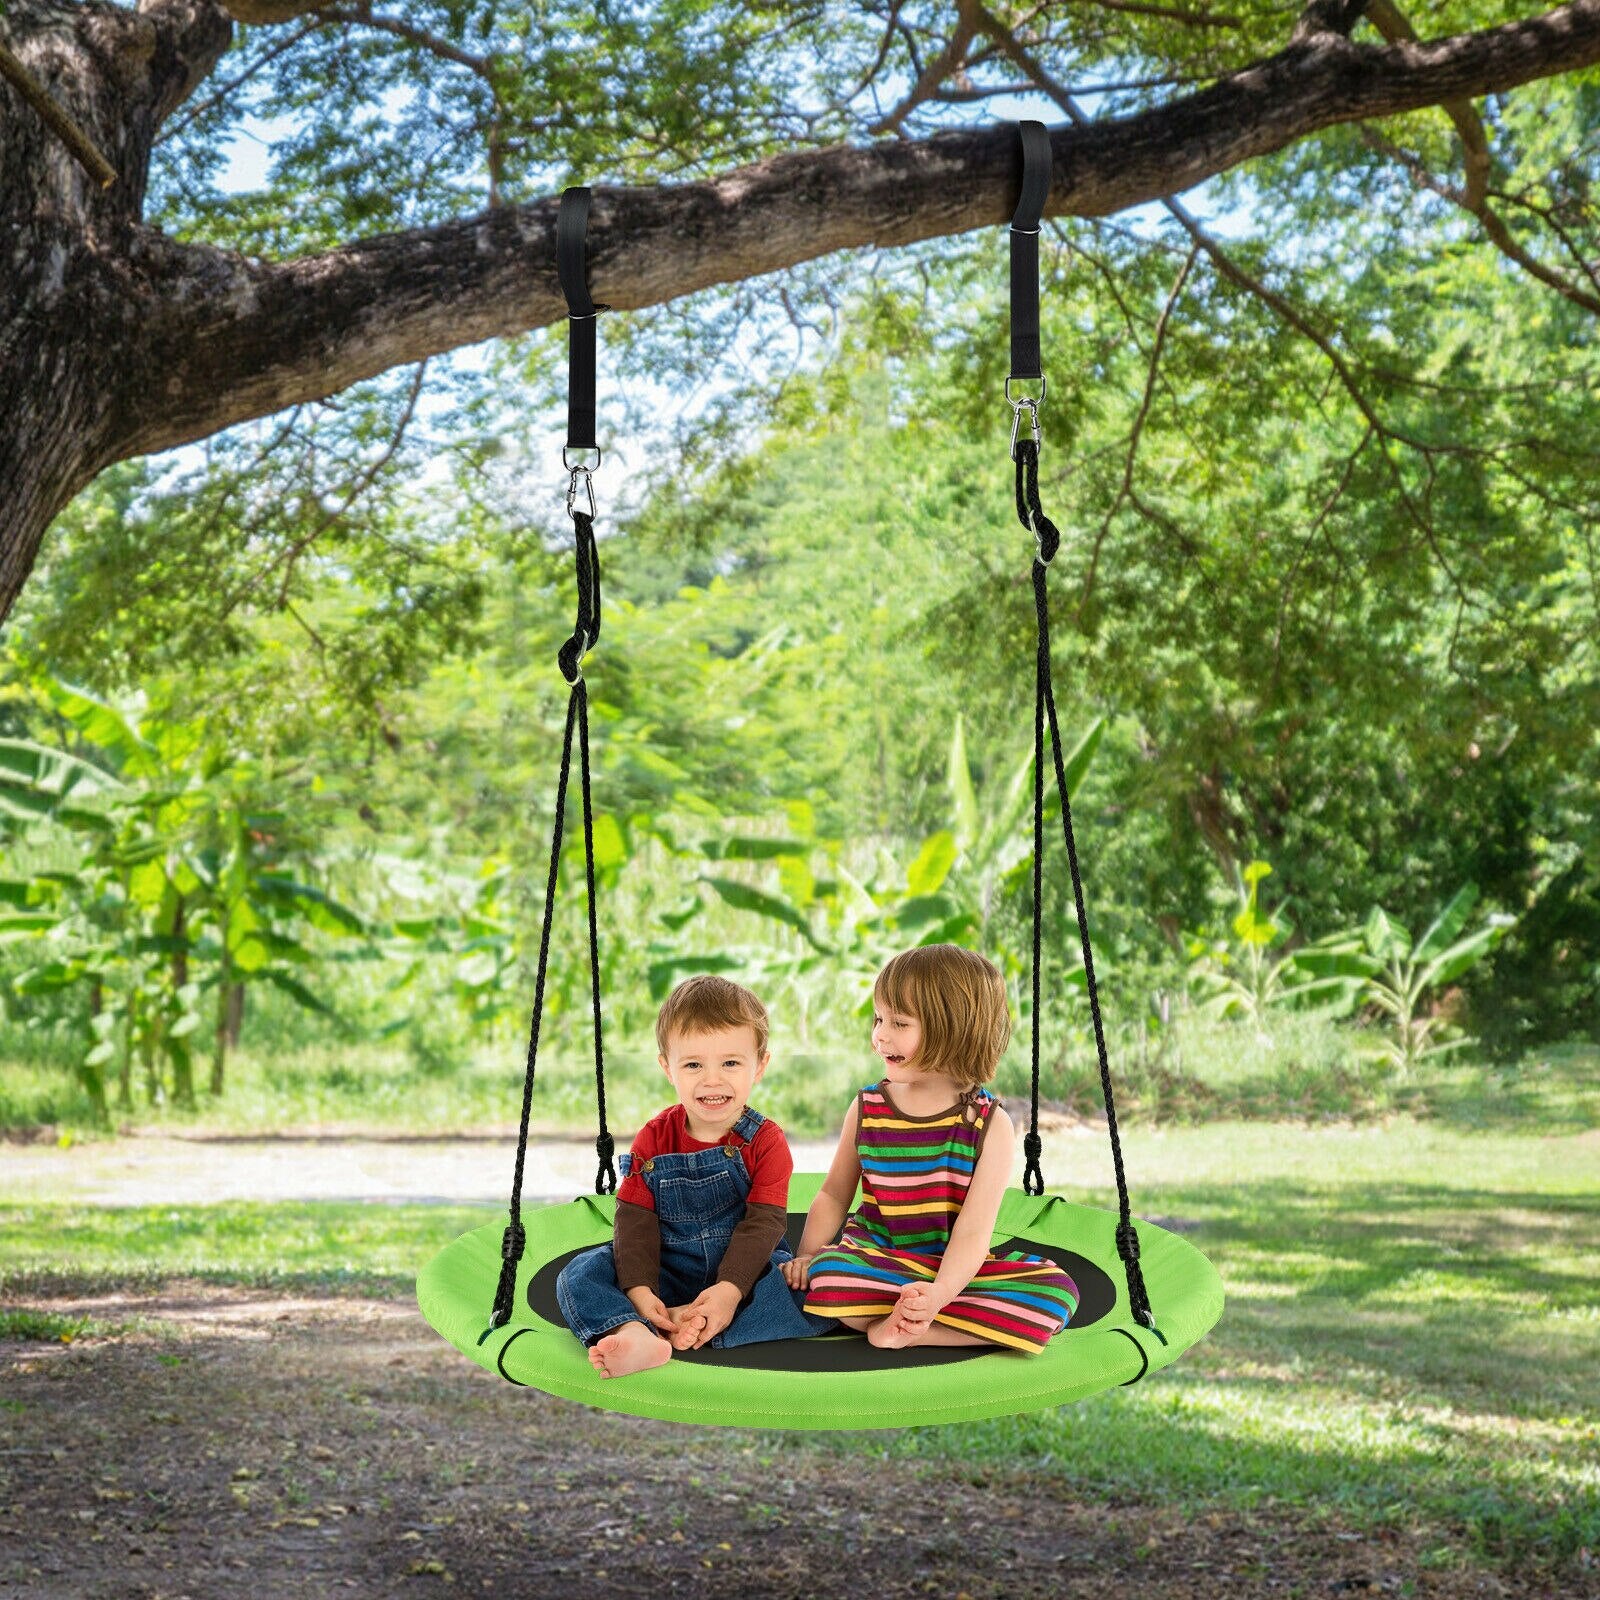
489, 186, 617, 1333
1006, 120, 1155, 1332
556, 186, 610, 459
1009, 120, 1051, 385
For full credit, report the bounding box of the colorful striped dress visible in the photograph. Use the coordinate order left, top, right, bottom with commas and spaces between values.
804, 1081, 1079, 1354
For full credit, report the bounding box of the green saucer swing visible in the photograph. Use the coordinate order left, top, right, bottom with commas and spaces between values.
416, 124, 1225, 1427
419, 1176, 1223, 1430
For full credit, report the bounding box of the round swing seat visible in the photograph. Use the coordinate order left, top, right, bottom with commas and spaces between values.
416, 1172, 1224, 1429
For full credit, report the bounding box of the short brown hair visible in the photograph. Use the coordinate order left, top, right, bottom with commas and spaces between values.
874, 944, 1011, 1088
655, 973, 770, 1059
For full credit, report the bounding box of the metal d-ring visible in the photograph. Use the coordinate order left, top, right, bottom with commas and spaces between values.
1004, 374, 1047, 407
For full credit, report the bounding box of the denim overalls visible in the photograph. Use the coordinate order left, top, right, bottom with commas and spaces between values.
555, 1106, 828, 1349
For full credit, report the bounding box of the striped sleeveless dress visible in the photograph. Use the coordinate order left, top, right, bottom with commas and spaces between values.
804, 1081, 1079, 1354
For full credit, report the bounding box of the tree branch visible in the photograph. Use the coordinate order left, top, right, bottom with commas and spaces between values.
111, 0, 1600, 467
0, 38, 117, 187
1082, 244, 1198, 616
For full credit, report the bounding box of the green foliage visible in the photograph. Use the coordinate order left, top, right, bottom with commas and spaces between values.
1185, 860, 1371, 1035
8, 1, 1600, 1102
0, 673, 376, 1117
1358, 886, 1516, 1076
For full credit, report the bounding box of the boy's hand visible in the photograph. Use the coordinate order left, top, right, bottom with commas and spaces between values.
780, 1253, 817, 1290
663, 1303, 707, 1350
681, 1281, 744, 1349
623, 1286, 675, 1334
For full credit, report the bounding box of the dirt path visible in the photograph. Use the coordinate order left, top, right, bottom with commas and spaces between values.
2, 1124, 1108, 1206
0, 1284, 1584, 1600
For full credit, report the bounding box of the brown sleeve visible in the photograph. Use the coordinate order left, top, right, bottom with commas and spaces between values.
714, 1202, 788, 1298
612, 1199, 661, 1293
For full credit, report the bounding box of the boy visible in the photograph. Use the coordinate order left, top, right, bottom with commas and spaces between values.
555, 973, 826, 1376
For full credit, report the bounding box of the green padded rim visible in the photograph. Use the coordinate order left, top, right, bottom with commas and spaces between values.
416, 1173, 1224, 1429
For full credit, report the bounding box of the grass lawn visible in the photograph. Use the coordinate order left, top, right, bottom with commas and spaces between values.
3, 1076, 1595, 1583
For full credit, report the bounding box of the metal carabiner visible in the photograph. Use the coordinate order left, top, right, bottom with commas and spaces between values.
566, 466, 596, 520
1009, 397, 1042, 461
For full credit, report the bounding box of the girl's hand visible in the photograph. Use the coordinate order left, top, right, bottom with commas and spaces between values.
781, 1253, 817, 1290
893, 1282, 949, 1328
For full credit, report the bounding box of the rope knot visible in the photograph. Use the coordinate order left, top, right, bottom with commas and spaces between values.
1021, 1128, 1045, 1197
1115, 1220, 1141, 1263
595, 1130, 618, 1195
500, 1221, 526, 1263
557, 630, 589, 685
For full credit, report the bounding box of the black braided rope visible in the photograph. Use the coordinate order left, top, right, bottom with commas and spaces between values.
1015, 436, 1155, 1332
489, 504, 614, 1330
575, 675, 616, 1196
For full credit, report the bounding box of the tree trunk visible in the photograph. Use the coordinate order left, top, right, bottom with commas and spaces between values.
169, 892, 195, 1106
210, 947, 231, 1096
116, 980, 134, 1111
225, 981, 244, 1048
81, 977, 109, 1128
139, 991, 163, 1108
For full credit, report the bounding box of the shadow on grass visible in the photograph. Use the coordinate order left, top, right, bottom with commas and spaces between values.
2, 1181, 1595, 1578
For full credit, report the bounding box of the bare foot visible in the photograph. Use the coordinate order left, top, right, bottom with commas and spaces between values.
588, 1320, 672, 1378
866, 1313, 929, 1350
669, 1312, 708, 1351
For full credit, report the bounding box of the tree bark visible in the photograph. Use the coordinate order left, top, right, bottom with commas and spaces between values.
6, 0, 1600, 618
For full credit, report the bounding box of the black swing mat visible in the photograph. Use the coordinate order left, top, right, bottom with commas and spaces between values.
525, 1210, 1117, 1371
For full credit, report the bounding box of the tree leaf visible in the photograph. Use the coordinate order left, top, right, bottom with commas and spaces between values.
1411, 884, 1480, 965
946, 715, 979, 853
906, 831, 957, 897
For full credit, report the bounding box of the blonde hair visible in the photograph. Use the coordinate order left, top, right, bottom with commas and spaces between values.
655, 973, 770, 1059
874, 944, 1011, 1088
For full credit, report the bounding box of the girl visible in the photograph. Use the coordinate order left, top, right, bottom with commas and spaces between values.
781, 944, 1079, 1353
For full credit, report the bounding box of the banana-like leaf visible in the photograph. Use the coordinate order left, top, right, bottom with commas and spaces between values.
13, 960, 86, 992
1412, 884, 1480, 965
646, 953, 744, 1001
919, 911, 983, 946
1057, 716, 1105, 799
658, 898, 702, 933
702, 837, 812, 862
778, 855, 814, 908
947, 715, 980, 853
906, 832, 957, 897
978, 739, 1040, 865
0, 878, 59, 908
1364, 906, 1411, 959
590, 813, 627, 871
699, 876, 827, 951
1422, 921, 1512, 989
38, 682, 161, 779
0, 737, 122, 799
255, 875, 368, 937
260, 968, 337, 1018
893, 894, 956, 932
